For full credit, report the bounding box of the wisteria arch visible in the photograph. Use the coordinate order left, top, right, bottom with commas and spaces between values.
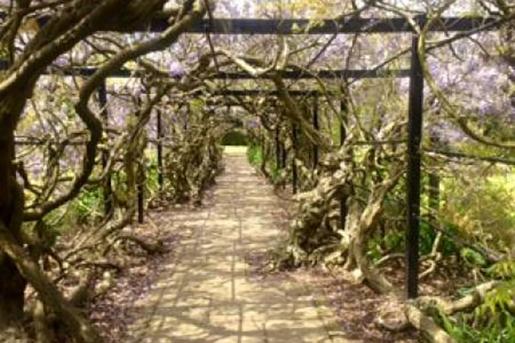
0, 1, 513, 342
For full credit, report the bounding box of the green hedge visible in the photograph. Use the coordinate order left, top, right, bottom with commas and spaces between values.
222, 131, 248, 146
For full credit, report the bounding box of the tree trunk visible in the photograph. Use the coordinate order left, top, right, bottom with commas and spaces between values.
0, 258, 27, 327
0, 111, 27, 328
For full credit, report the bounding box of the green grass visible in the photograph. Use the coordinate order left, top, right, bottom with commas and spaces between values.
222, 131, 248, 146
247, 143, 262, 166
224, 145, 248, 155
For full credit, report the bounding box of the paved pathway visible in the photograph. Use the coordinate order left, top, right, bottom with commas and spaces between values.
128, 147, 345, 342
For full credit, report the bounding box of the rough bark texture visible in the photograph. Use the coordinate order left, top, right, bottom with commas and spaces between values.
405, 305, 455, 343
0, 256, 26, 326
0, 221, 102, 342
0, 114, 26, 327
0, 0, 209, 337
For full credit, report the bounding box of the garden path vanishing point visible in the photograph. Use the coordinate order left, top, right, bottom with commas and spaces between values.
128, 147, 349, 343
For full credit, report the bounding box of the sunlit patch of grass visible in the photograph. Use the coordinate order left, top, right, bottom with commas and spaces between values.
440, 167, 515, 253
224, 145, 248, 155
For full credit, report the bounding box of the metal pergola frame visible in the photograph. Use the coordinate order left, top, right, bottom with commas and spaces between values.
16, 15, 496, 34
0, 60, 410, 79
152, 16, 498, 34
5, 15, 501, 299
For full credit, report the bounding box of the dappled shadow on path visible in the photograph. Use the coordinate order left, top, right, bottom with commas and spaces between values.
127, 148, 347, 343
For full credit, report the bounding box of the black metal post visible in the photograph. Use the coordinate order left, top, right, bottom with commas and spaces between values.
312, 96, 319, 169
275, 127, 281, 169
406, 35, 424, 299
292, 124, 298, 194
156, 109, 164, 192
340, 99, 348, 147
263, 134, 269, 166
280, 141, 287, 170
339, 99, 348, 230
137, 182, 144, 223
98, 81, 113, 216
135, 97, 145, 224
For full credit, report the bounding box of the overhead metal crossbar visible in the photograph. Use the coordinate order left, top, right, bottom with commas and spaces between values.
209, 69, 411, 79
20, 14, 499, 34
211, 89, 339, 96
151, 17, 498, 34
0, 60, 409, 79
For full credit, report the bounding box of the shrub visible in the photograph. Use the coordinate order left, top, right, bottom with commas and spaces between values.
222, 130, 248, 146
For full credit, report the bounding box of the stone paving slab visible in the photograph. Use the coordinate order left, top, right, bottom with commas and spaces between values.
128, 147, 347, 343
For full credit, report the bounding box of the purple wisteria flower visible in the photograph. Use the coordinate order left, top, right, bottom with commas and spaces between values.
428, 121, 466, 143
169, 61, 185, 79
53, 55, 69, 68
246, 118, 260, 129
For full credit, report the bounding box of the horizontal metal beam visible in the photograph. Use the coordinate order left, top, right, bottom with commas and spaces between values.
0, 13, 498, 34
209, 89, 325, 96
213, 69, 410, 79
0, 60, 409, 79
151, 17, 499, 34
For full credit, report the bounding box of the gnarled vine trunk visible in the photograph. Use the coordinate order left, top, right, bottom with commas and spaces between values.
0, 97, 28, 327
0, 2, 209, 336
